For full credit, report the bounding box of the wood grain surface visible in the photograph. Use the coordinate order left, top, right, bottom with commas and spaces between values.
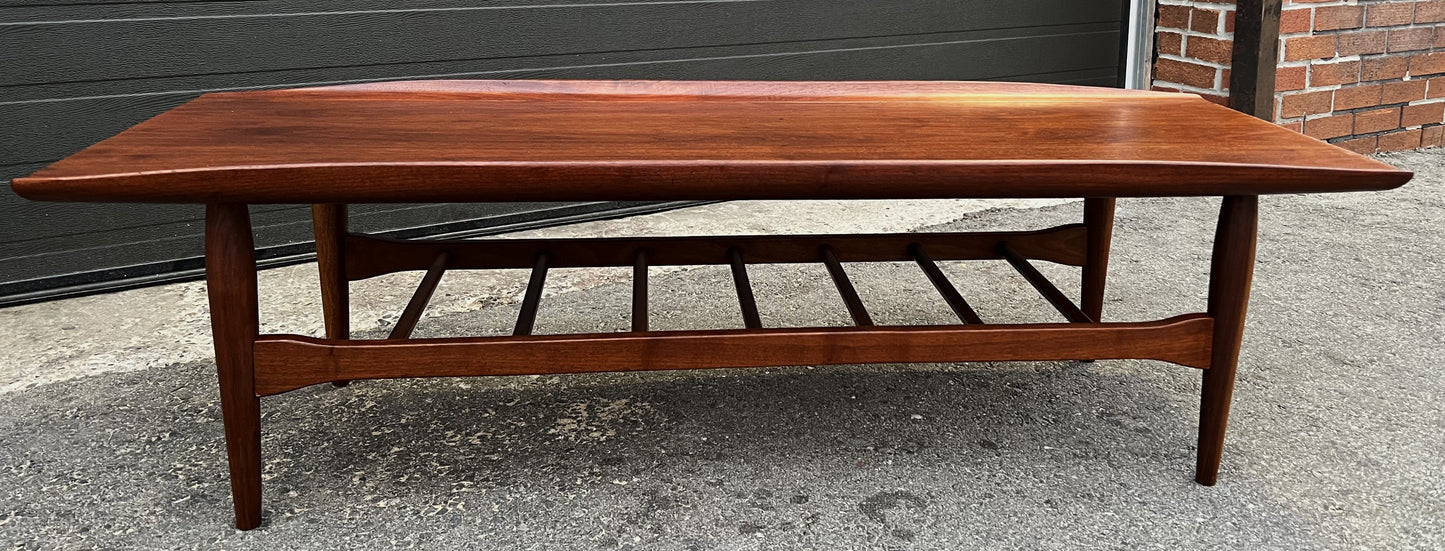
251, 314, 1216, 396
13, 80, 1411, 203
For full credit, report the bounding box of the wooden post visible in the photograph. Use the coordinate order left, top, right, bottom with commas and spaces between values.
312, 204, 351, 387
205, 203, 263, 529
1196, 195, 1258, 485
1229, 0, 1283, 119
1081, 198, 1116, 323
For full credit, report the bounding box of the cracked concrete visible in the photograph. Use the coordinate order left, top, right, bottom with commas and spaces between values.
1, 150, 1442, 549
0, 198, 1069, 395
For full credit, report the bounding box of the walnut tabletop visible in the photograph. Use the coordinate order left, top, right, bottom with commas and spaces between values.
12, 80, 1410, 204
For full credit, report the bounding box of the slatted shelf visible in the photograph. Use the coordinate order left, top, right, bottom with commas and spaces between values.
282, 227, 1215, 397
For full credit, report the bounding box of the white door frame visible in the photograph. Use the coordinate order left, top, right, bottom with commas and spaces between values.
1124, 0, 1156, 89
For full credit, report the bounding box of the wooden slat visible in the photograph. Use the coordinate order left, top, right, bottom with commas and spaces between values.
344, 225, 1089, 281
513, 250, 550, 336
908, 243, 984, 325
997, 242, 1094, 324
819, 245, 873, 326
632, 249, 648, 332
387, 251, 451, 340
251, 315, 1217, 396
728, 247, 764, 329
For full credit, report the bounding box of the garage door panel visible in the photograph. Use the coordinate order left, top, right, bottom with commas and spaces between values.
1, 0, 1120, 86
1, 23, 1119, 167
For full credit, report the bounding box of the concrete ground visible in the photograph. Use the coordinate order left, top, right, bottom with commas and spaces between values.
1, 150, 1442, 550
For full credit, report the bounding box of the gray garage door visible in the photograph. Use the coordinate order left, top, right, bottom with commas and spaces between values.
0, 0, 1125, 306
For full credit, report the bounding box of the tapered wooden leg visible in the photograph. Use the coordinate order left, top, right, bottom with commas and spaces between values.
1081, 198, 1116, 323
205, 203, 263, 530
312, 204, 351, 387
1196, 195, 1258, 485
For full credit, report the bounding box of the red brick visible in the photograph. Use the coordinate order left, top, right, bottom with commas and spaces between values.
1430, 77, 1445, 99
1191, 8, 1223, 33
1366, 2, 1416, 26
1187, 37, 1234, 65
1362, 55, 1409, 81
1154, 58, 1218, 89
1383, 79, 1429, 104
1417, 1, 1445, 23
1314, 5, 1363, 30
1437, 28, 1445, 48
1284, 35, 1337, 60
1157, 4, 1192, 29
1280, 121, 1304, 133
1280, 90, 1335, 118
1423, 125, 1445, 148
1311, 61, 1361, 87
1157, 32, 1183, 56
1388, 27, 1435, 52
1281, 8, 1313, 34
1335, 136, 1379, 154
1304, 114, 1354, 139
1277, 65, 1308, 91
1225, 9, 1236, 32
1353, 107, 1402, 133
1334, 84, 1383, 110
1412, 52, 1445, 76
1402, 101, 1445, 127
1336, 31, 1388, 56
1378, 128, 1423, 150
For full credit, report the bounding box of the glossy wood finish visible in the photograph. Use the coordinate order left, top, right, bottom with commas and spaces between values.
388, 252, 450, 340
204, 204, 262, 530
908, 243, 984, 325
1197, 196, 1259, 485
1081, 198, 1116, 323
13, 81, 1410, 204
344, 226, 1088, 280
20, 81, 1406, 528
252, 315, 1217, 396
311, 204, 351, 387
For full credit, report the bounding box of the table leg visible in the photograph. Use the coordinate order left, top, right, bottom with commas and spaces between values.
1081, 198, 1115, 323
1196, 195, 1258, 485
205, 203, 263, 529
312, 204, 351, 387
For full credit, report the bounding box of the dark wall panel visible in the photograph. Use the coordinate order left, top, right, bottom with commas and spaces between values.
2, 0, 1111, 85
0, 0, 1123, 305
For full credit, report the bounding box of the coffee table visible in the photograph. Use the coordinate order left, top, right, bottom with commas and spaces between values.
12, 80, 1412, 529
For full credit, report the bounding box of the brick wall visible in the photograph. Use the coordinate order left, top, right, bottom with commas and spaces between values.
1153, 0, 1237, 106
1153, 0, 1445, 151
